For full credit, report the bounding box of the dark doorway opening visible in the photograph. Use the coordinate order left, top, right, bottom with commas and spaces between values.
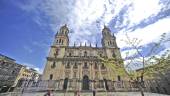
104, 79, 109, 90
82, 75, 89, 90
156, 87, 160, 93
63, 78, 68, 90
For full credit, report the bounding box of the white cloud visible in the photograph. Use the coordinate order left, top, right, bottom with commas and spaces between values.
17, 0, 170, 70
127, 0, 162, 25
22, 62, 43, 74
116, 17, 170, 48
17, 0, 169, 46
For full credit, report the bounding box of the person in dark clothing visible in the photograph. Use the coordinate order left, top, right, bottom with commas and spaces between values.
44, 90, 53, 96
93, 89, 96, 96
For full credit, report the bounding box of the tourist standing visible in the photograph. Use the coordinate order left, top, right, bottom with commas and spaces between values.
93, 89, 96, 96
77, 90, 80, 96
74, 90, 77, 96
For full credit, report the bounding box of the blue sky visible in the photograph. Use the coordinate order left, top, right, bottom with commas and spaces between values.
0, 0, 170, 73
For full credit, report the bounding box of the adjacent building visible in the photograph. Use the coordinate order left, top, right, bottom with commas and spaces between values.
0, 54, 23, 92
0, 54, 40, 92
14, 67, 40, 87
42, 25, 124, 91
146, 56, 170, 95
136, 55, 170, 95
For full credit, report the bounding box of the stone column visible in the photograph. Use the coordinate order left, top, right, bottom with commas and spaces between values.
61, 63, 65, 90
68, 64, 74, 91
55, 80, 59, 90
93, 64, 96, 90
90, 63, 93, 90
70, 63, 73, 78
59, 79, 63, 90
99, 64, 105, 90
78, 63, 82, 91
62, 63, 65, 79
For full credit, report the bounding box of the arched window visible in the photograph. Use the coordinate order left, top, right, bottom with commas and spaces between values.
73, 62, 78, 68
59, 39, 61, 43
84, 51, 87, 56
66, 62, 70, 68
51, 62, 56, 68
84, 62, 88, 68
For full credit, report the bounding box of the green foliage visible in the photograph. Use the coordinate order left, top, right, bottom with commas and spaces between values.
143, 51, 170, 78
100, 32, 170, 81
99, 57, 127, 78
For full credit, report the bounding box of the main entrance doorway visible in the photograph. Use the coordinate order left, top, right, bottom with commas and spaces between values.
82, 75, 89, 90
104, 79, 109, 90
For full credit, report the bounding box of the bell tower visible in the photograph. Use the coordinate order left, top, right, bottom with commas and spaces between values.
43, 24, 70, 80
101, 25, 121, 59
101, 25, 117, 48
54, 24, 69, 46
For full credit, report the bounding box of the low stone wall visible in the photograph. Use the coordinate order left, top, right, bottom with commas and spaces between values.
13, 80, 170, 95
14, 80, 140, 92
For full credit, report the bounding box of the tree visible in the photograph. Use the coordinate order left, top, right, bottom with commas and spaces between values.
100, 33, 170, 96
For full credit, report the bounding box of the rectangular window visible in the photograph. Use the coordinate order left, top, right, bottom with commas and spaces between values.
118, 75, 121, 81
50, 74, 53, 80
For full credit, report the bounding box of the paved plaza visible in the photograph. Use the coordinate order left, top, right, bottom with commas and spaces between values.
0, 92, 170, 96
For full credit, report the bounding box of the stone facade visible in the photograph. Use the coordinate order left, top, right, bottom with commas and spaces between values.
42, 25, 124, 91
0, 54, 23, 92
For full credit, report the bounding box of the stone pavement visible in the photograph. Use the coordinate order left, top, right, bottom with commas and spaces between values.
0, 92, 170, 96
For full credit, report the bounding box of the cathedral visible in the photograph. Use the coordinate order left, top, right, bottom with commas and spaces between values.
42, 24, 123, 91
